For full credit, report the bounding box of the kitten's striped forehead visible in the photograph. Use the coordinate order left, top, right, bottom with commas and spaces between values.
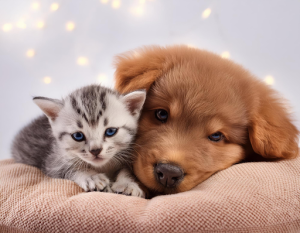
68, 85, 120, 127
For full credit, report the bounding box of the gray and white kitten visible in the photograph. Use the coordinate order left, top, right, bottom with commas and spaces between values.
11, 85, 146, 198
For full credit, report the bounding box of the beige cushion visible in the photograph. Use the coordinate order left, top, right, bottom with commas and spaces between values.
0, 158, 299, 233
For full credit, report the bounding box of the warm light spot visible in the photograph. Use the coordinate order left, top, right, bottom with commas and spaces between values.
66, 22, 75, 31
26, 49, 35, 58
32, 2, 40, 10
77, 57, 88, 66
139, 0, 146, 4
97, 74, 107, 82
187, 44, 197, 48
112, 0, 121, 9
16, 21, 27, 29
202, 8, 211, 19
100, 0, 109, 4
20, 15, 29, 21
221, 51, 230, 59
2, 24, 13, 32
131, 6, 144, 16
51, 3, 59, 11
133, 51, 140, 57
36, 21, 45, 29
264, 75, 275, 85
43, 77, 52, 84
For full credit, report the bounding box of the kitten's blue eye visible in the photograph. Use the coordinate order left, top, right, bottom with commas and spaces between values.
71, 132, 85, 142
105, 128, 118, 137
208, 132, 223, 142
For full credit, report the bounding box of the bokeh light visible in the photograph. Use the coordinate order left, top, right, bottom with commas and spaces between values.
97, 74, 107, 83
133, 51, 141, 57
202, 8, 211, 19
31, 2, 40, 10
187, 44, 197, 48
264, 75, 275, 85
112, 0, 121, 9
16, 21, 27, 29
66, 22, 75, 31
100, 0, 109, 4
77, 57, 88, 66
26, 49, 35, 58
221, 51, 230, 59
43, 77, 52, 84
2, 24, 13, 32
36, 21, 45, 29
131, 6, 144, 16
51, 3, 59, 11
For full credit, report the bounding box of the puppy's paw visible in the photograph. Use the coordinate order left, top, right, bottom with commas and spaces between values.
111, 180, 145, 198
75, 173, 111, 192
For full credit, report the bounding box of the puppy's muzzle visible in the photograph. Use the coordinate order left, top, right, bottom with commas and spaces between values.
154, 163, 184, 188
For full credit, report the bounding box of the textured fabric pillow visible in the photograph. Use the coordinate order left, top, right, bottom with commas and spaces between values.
0, 158, 299, 233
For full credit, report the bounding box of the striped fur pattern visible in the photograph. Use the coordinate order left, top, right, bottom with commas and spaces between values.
11, 85, 146, 197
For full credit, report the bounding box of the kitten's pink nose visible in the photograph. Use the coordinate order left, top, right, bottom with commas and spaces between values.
90, 148, 102, 156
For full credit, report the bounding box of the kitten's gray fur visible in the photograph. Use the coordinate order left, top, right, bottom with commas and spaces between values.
11, 85, 146, 197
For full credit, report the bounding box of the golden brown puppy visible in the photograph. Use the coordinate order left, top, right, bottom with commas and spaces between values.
114, 45, 299, 195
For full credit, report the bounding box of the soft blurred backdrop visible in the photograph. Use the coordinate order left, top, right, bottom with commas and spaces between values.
0, 0, 299, 159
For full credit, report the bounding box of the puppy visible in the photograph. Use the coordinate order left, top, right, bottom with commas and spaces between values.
114, 45, 299, 195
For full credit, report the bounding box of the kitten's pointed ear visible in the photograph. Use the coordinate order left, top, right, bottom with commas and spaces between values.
122, 90, 146, 117
33, 97, 63, 120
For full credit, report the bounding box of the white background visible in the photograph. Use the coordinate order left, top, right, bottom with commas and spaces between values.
0, 0, 299, 159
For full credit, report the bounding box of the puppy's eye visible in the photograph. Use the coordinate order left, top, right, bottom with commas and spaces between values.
155, 109, 168, 122
72, 132, 85, 142
208, 132, 223, 142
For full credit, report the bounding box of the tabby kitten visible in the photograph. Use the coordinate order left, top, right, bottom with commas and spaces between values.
12, 85, 146, 197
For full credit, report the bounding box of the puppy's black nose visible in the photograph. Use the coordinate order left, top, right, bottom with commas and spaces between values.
154, 163, 184, 188
90, 148, 102, 156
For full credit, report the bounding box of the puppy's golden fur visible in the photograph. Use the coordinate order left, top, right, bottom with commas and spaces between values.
114, 45, 299, 195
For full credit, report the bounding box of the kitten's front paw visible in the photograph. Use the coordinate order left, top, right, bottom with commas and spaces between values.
111, 180, 145, 198
77, 173, 111, 192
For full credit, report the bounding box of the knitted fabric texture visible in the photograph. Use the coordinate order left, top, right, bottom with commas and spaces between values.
0, 158, 299, 233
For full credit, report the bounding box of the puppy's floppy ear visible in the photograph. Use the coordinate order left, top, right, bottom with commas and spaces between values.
248, 89, 299, 159
114, 46, 172, 94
